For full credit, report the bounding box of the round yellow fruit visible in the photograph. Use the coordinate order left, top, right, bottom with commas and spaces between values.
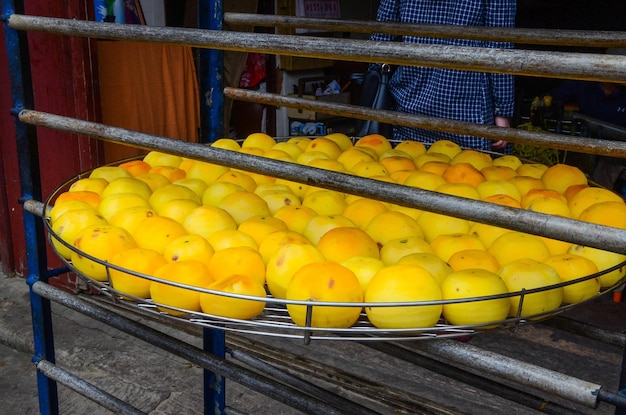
430, 233, 486, 263
237, 214, 288, 246
98, 193, 151, 221
379, 236, 434, 265
416, 211, 470, 243
578, 201, 626, 229
108, 247, 166, 299
341, 198, 388, 229
89, 165, 132, 182
498, 258, 564, 319
182, 205, 237, 240
206, 246, 266, 285
207, 229, 258, 251
108, 206, 157, 235
143, 151, 183, 168
48, 200, 96, 224
397, 253, 452, 285
340, 256, 386, 292
481, 165, 517, 181
100, 177, 152, 201
258, 230, 311, 264
366, 211, 424, 245
185, 161, 230, 186
394, 140, 427, 159
148, 165, 186, 182
302, 189, 346, 216
135, 172, 171, 192
303, 215, 356, 245
516, 163, 548, 179
403, 170, 447, 191
567, 244, 626, 288
542, 253, 600, 304
70, 224, 137, 281
476, 180, 522, 202
133, 216, 188, 254
355, 134, 392, 157
324, 132, 353, 151
365, 264, 443, 329
69, 177, 109, 195
492, 155, 522, 170
50, 208, 108, 260
286, 261, 363, 328
150, 260, 214, 315
541, 163, 588, 194
242, 132, 276, 151
507, 175, 545, 196
266, 244, 326, 299
447, 249, 500, 273
217, 190, 271, 225
427, 139, 462, 159
202, 181, 245, 206
272, 205, 317, 235
211, 138, 241, 151
488, 232, 551, 265
337, 147, 376, 171
441, 269, 510, 327
156, 198, 200, 224
118, 160, 151, 177
568, 186, 625, 219
316, 227, 380, 263
149, 183, 201, 212
469, 222, 512, 248
305, 137, 343, 159
450, 149, 492, 170
162, 233, 214, 267
271, 141, 304, 160
172, 178, 208, 198
199, 275, 267, 320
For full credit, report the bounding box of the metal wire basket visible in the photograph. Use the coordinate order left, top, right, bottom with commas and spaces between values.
43, 150, 626, 343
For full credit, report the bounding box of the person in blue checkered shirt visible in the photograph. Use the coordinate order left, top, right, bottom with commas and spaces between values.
371, 0, 517, 152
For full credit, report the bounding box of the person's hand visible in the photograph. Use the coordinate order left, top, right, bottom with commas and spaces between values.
491, 116, 511, 150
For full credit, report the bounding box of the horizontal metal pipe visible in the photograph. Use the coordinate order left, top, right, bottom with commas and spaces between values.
413, 339, 602, 409
30, 281, 347, 415
363, 341, 583, 415
224, 12, 626, 48
224, 87, 626, 157
7, 14, 626, 82
19, 109, 626, 255
541, 317, 626, 349
36, 359, 146, 415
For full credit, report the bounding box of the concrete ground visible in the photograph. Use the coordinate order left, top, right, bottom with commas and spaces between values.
2, 269, 626, 415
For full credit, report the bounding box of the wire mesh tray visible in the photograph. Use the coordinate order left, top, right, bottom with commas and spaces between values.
43, 152, 626, 342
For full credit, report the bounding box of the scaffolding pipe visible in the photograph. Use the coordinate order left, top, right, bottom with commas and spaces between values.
7, 14, 626, 83
36, 360, 146, 415
224, 87, 626, 157
224, 12, 626, 48
19, 109, 626, 255
30, 281, 352, 415
413, 339, 603, 409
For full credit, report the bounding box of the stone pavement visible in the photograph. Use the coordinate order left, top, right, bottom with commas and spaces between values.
2, 268, 626, 415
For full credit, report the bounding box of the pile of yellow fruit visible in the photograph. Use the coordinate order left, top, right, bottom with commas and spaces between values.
46, 132, 626, 331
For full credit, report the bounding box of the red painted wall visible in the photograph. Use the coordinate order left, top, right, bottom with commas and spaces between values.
0, 1, 101, 275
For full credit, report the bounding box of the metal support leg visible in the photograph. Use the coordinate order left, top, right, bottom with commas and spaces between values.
204, 328, 226, 415
2, 1, 58, 413
198, 0, 224, 143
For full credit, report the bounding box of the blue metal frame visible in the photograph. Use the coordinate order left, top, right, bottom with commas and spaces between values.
1, 1, 59, 414
198, 0, 224, 143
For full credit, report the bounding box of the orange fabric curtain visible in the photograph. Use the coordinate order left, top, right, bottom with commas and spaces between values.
97, 40, 200, 163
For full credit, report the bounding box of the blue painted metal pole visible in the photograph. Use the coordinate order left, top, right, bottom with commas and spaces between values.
198, 4, 227, 414
1, 2, 59, 414
198, 0, 224, 143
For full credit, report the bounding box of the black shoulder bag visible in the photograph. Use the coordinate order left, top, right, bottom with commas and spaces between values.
352, 64, 394, 138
